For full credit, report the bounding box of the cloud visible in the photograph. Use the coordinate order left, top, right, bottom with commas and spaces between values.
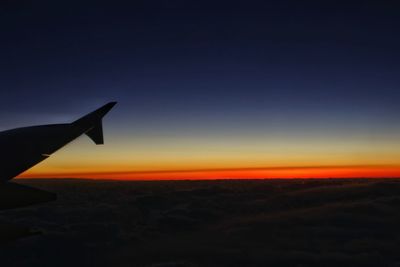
1, 179, 400, 266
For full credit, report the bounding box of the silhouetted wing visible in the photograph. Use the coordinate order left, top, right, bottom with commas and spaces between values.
0, 102, 116, 181
0, 182, 56, 210
0, 102, 116, 243
73, 101, 117, 144
0, 124, 69, 181
0, 221, 36, 245
0, 182, 51, 243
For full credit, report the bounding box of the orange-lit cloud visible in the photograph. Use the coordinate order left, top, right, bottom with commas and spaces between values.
19, 165, 400, 180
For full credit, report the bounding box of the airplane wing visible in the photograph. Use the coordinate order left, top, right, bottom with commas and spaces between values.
0, 181, 55, 244
0, 102, 117, 182
0, 102, 116, 243
0, 181, 56, 210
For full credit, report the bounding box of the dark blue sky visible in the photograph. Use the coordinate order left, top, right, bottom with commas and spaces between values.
1, 1, 400, 136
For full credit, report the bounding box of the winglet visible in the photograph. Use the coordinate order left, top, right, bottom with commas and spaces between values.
73, 102, 117, 145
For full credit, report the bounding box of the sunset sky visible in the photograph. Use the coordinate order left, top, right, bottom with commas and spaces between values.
2, 1, 400, 179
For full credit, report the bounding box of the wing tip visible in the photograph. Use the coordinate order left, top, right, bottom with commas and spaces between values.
79, 102, 117, 144
73, 101, 117, 125
97, 101, 118, 116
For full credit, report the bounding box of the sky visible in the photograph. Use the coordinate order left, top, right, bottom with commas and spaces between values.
2, 1, 400, 179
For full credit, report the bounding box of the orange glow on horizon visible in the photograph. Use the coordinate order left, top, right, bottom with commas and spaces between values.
14, 128, 400, 181
18, 165, 400, 180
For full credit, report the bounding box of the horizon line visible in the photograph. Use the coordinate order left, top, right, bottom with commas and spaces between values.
18, 164, 400, 180
16, 177, 400, 182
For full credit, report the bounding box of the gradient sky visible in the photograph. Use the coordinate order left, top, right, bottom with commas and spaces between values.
2, 1, 400, 179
